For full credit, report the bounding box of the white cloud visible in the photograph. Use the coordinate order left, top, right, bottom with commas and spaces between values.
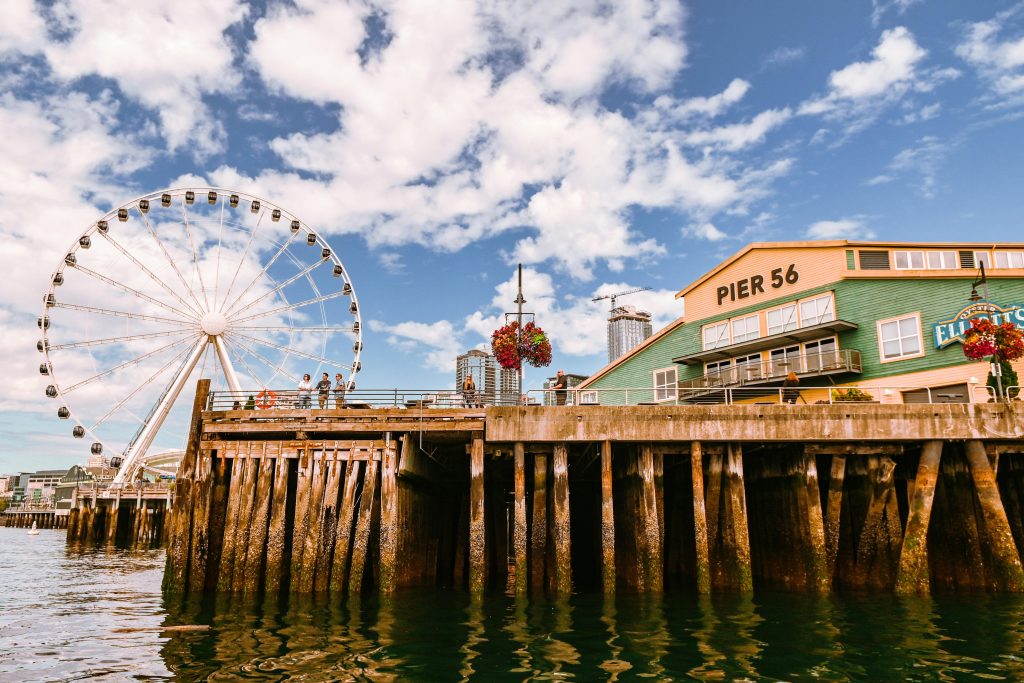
0, 0, 47, 55
873, 135, 951, 198
682, 108, 792, 151
43, 0, 247, 155
956, 6, 1024, 99
871, 0, 922, 27
658, 78, 750, 119
685, 222, 728, 242
761, 46, 805, 70
806, 219, 876, 240
369, 319, 463, 373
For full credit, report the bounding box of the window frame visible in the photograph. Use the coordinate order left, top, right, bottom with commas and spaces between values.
798, 292, 835, 327
894, 250, 925, 270
702, 321, 730, 350
926, 250, 958, 269
876, 312, 925, 363
974, 251, 992, 268
653, 366, 678, 403
766, 303, 798, 336
994, 251, 1024, 269
731, 314, 761, 343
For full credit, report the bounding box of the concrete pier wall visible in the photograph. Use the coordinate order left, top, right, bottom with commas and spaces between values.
159, 385, 1024, 596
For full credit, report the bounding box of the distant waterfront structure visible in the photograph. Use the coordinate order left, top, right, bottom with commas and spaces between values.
11, 469, 65, 504
607, 305, 654, 362
542, 373, 590, 405
456, 348, 518, 405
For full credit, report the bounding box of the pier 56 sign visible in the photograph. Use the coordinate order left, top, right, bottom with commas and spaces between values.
933, 302, 1024, 348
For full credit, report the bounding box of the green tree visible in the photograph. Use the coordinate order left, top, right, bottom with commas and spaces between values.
990, 359, 1020, 400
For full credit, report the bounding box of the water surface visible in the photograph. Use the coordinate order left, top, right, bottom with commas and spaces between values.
2, 527, 1023, 681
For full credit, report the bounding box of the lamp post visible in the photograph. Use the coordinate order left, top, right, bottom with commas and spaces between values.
515, 265, 526, 404
967, 263, 1003, 401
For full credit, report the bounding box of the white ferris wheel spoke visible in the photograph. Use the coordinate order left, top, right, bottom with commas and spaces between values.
62, 336, 197, 393
113, 335, 210, 485
218, 207, 267, 315
228, 331, 354, 370
227, 334, 301, 384
179, 199, 212, 311
231, 290, 349, 324
283, 249, 330, 364
89, 339, 199, 431
138, 209, 209, 315
50, 328, 195, 352
50, 301, 196, 326
232, 325, 355, 333
227, 256, 329, 318
73, 263, 201, 321
222, 230, 303, 318
213, 335, 242, 394
224, 343, 263, 389
214, 201, 226, 308
97, 231, 204, 318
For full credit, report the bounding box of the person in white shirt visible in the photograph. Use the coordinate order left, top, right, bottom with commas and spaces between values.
297, 373, 313, 408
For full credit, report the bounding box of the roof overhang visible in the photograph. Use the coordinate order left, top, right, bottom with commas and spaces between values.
673, 320, 859, 365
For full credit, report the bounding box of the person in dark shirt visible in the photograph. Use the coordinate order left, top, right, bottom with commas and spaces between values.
782, 372, 801, 404
553, 369, 568, 406
333, 372, 346, 408
316, 372, 332, 409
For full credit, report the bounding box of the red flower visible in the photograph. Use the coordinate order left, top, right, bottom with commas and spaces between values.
963, 318, 1024, 361
491, 321, 553, 370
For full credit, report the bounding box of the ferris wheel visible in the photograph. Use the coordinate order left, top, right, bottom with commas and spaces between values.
38, 188, 363, 484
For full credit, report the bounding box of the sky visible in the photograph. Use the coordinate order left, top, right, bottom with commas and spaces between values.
2, 0, 1024, 473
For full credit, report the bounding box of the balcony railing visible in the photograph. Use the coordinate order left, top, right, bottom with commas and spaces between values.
679, 348, 862, 393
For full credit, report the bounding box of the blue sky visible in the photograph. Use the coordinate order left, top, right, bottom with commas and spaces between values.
2, 0, 1024, 472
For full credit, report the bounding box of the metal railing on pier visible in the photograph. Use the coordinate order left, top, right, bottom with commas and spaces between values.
527, 384, 998, 406
207, 389, 522, 411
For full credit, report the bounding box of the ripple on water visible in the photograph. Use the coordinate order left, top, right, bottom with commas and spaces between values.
4, 527, 1024, 681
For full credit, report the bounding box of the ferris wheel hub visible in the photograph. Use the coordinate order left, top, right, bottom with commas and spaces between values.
200, 311, 228, 336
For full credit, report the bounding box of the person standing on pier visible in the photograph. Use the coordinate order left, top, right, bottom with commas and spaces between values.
553, 369, 568, 406
333, 372, 346, 408
462, 373, 477, 408
316, 372, 332, 409
782, 372, 801, 404
298, 374, 313, 408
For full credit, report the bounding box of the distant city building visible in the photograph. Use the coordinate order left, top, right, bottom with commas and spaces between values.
12, 469, 66, 504
607, 305, 653, 362
0, 475, 11, 496
55, 465, 94, 510
542, 373, 590, 405
456, 349, 518, 405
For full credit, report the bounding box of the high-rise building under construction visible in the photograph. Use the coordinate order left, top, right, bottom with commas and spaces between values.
607, 305, 653, 362
455, 348, 518, 404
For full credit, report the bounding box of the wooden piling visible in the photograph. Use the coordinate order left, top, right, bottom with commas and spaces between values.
216, 451, 247, 592
530, 453, 548, 591
513, 442, 528, 595
329, 458, 359, 594
600, 440, 616, 594
966, 440, 1024, 591
380, 435, 399, 594
106, 490, 121, 544
824, 455, 846, 579
469, 435, 486, 595
349, 458, 379, 594
262, 449, 291, 594
241, 451, 275, 595
552, 443, 572, 594
801, 450, 830, 593
691, 441, 711, 594
312, 446, 344, 593
638, 445, 663, 592
231, 453, 261, 591
895, 441, 942, 594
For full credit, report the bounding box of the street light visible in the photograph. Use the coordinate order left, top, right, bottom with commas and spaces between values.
967, 262, 1002, 401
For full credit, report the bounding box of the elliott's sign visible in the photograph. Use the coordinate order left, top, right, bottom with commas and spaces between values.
932, 302, 1024, 348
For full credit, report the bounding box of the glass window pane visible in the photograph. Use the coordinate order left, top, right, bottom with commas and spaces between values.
880, 321, 897, 341
910, 252, 924, 268
976, 252, 991, 267
895, 252, 909, 269
898, 318, 917, 337
996, 252, 1009, 268
902, 336, 920, 355
882, 340, 901, 358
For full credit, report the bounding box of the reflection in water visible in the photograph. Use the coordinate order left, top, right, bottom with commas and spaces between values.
7, 529, 1024, 681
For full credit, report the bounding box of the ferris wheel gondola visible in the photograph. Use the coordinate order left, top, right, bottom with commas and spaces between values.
39, 188, 362, 484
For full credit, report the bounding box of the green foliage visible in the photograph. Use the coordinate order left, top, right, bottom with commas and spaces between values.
831, 387, 874, 402
989, 359, 1020, 399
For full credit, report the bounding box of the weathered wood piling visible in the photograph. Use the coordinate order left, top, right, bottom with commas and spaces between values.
158, 390, 1024, 596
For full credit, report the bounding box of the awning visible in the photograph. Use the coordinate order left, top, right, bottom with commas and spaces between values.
673, 319, 859, 365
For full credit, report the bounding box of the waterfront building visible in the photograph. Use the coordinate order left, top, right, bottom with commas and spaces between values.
578, 240, 1024, 404
0, 475, 11, 495
54, 465, 94, 510
11, 469, 67, 505
607, 305, 653, 362
455, 348, 518, 405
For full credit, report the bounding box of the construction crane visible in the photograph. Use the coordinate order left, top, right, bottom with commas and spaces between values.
592, 286, 652, 314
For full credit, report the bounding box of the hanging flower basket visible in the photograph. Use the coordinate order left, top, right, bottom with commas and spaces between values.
962, 318, 1024, 361
491, 321, 552, 370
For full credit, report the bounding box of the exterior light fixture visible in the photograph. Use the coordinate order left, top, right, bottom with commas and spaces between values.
969, 376, 979, 384
968, 262, 988, 303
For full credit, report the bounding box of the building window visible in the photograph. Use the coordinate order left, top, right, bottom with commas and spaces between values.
704, 360, 732, 385
731, 314, 760, 343
804, 337, 838, 372
769, 345, 801, 376
974, 251, 991, 268
767, 304, 798, 335
994, 251, 1024, 269
878, 314, 923, 362
926, 251, 958, 269
736, 353, 763, 381
894, 250, 925, 269
799, 294, 835, 326
653, 367, 677, 402
579, 390, 599, 405
703, 322, 729, 350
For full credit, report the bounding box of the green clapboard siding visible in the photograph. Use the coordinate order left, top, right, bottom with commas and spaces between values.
846, 250, 855, 270
586, 275, 1024, 402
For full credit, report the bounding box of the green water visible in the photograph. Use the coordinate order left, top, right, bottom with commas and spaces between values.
2, 527, 1024, 681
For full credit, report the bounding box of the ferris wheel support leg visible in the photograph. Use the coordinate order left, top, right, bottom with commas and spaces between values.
213, 335, 243, 395
112, 335, 210, 486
